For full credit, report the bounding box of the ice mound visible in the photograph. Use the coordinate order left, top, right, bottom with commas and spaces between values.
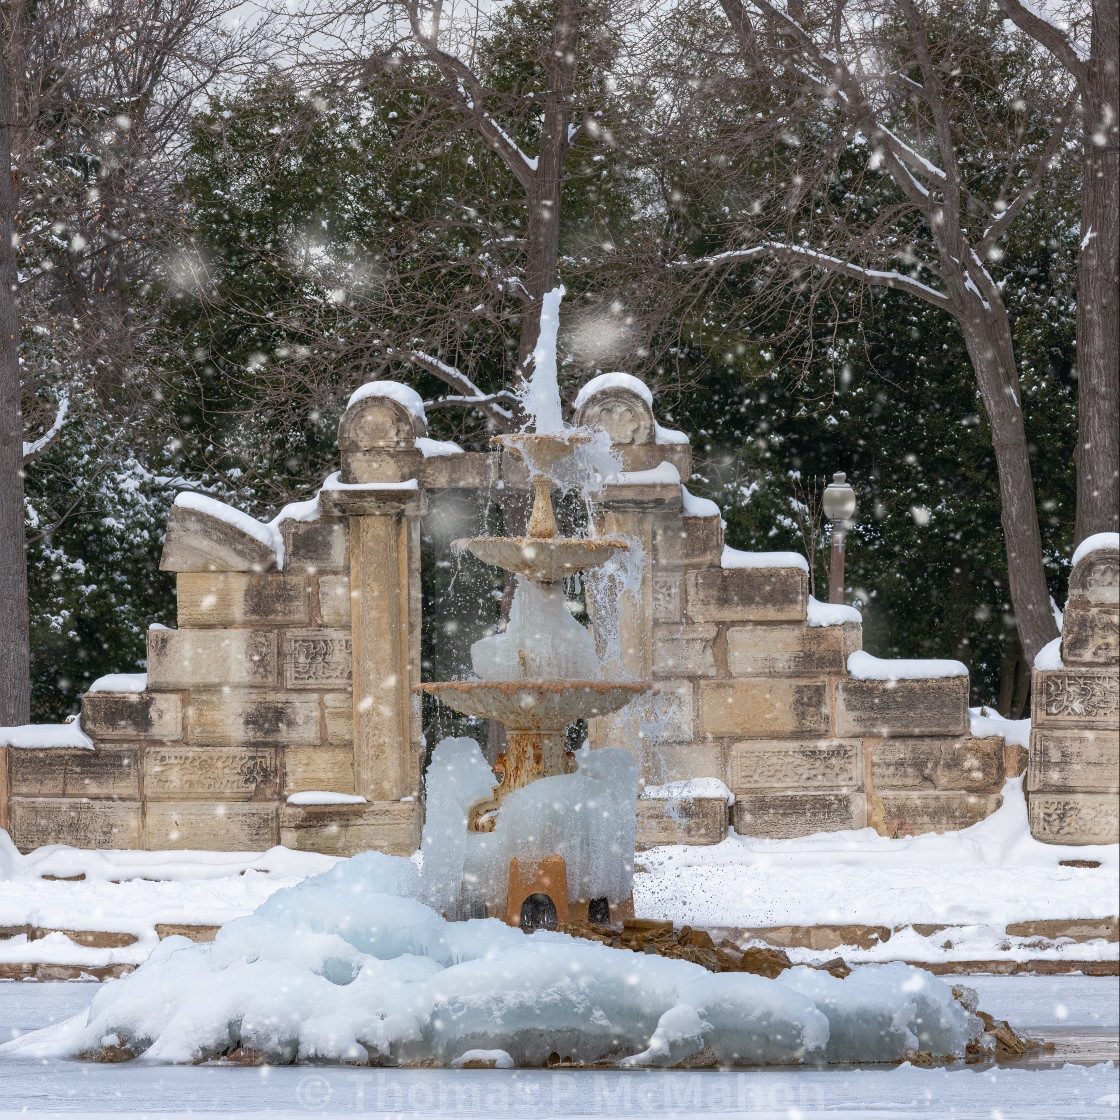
3, 848, 970, 1068
471, 575, 599, 681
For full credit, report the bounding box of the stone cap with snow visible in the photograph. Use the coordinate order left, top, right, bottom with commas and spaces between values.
160, 493, 282, 573
1067, 532, 1119, 609
338, 380, 431, 485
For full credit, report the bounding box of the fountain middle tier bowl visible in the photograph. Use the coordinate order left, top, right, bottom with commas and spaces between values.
417, 680, 654, 729
453, 536, 630, 582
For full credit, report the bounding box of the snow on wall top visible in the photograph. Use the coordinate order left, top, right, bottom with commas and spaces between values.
574, 371, 653, 411
1072, 531, 1120, 568
847, 650, 968, 680
641, 777, 735, 804
0, 722, 93, 750
88, 673, 148, 694
286, 791, 368, 806
654, 422, 689, 445
173, 493, 284, 565
681, 486, 719, 518
416, 436, 465, 458
321, 471, 419, 491
347, 379, 427, 422
722, 545, 810, 573
969, 706, 1031, 749
608, 461, 681, 486
806, 595, 862, 627
1033, 636, 1064, 671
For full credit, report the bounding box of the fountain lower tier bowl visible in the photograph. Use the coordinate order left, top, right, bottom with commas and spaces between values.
453, 536, 629, 582
417, 680, 654, 729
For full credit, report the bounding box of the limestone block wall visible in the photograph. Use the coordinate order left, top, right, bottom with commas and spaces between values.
1027, 538, 1120, 845
574, 375, 1009, 846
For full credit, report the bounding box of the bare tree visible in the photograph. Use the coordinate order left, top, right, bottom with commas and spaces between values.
0, 0, 262, 725
657, 0, 1071, 664
994, 0, 1118, 543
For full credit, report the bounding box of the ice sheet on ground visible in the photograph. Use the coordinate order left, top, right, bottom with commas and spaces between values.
0, 722, 93, 750
2, 850, 970, 1067
88, 673, 148, 693
1071, 531, 1120, 567
969, 706, 1031, 747
346, 380, 426, 423
806, 595, 862, 627
721, 546, 809, 572
642, 778, 734, 804
1034, 636, 1064, 670
847, 650, 968, 679
173, 493, 282, 563
573, 371, 653, 410
634, 779, 1119, 939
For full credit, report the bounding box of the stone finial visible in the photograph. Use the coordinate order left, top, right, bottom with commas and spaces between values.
337, 380, 427, 484
1067, 540, 1120, 609
574, 373, 656, 446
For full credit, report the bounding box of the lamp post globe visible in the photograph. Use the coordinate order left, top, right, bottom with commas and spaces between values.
822, 472, 857, 605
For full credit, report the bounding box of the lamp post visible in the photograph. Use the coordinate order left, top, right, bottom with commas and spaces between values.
822, 472, 857, 605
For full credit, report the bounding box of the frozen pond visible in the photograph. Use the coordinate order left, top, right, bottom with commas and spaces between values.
1, 976, 1117, 1119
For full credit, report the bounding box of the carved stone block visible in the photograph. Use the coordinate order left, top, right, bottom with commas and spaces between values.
280, 800, 421, 856
574, 385, 655, 445
175, 573, 310, 628
685, 566, 807, 623
878, 792, 1002, 835
1032, 668, 1120, 727
653, 515, 723, 570
282, 629, 353, 689
147, 628, 277, 690
81, 692, 183, 742
871, 736, 1005, 793
726, 623, 860, 676
283, 746, 356, 796
1027, 729, 1120, 793
1028, 792, 1119, 845
699, 679, 829, 738
652, 574, 683, 623
280, 517, 349, 572
641, 741, 724, 783
9, 798, 141, 852
159, 502, 277, 574
145, 802, 278, 851
318, 575, 352, 626
143, 746, 280, 801
728, 739, 863, 792
187, 692, 321, 747
836, 677, 969, 737
1060, 607, 1119, 666
1067, 547, 1120, 609
653, 624, 718, 678
9, 747, 139, 799
733, 793, 866, 838
636, 798, 727, 848
323, 693, 354, 746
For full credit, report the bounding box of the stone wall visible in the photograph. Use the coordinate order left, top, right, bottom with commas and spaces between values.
2, 375, 1022, 855
1027, 539, 1120, 845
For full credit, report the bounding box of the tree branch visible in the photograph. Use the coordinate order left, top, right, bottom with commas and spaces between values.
22, 393, 70, 465
993, 0, 1090, 97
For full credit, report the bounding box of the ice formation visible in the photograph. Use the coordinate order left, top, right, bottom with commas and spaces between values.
520, 286, 566, 434
2, 847, 971, 1067
470, 576, 599, 682
419, 738, 638, 920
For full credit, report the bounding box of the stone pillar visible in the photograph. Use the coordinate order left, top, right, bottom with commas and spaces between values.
1028, 538, 1119, 844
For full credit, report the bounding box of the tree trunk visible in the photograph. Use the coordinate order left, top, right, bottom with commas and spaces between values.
0, 40, 30, 726
516, 0, 580, 371
958, 303, 1060, 665
1074, 0, 1120, 544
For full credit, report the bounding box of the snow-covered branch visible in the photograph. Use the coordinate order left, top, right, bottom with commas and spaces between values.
22, 394, 70, 465
390, 348, 515, 425
993, 0, 1090, 90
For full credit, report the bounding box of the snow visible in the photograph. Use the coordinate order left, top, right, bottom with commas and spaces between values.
346, 379, 426, 425
681, 486, 720, 518
269, 496, 320, 527
1072, 531, 1120, 568
642, 778, 734, 805
21, 392, 69, 459
416, 436, 464, 457
806, 595, 862, 627
0, 722, 93, 750
609, 462, 681, 486
847, 650, 968, 680
320, 471, 418, 491
969, 706, 1031, 748
88, 672, 147, 693
2, 850, 972, 1067
635, 778, 1119, 940
722, 545, 810, 573
521, 286, 565, 434
285, 792, 368, 806
654, 422, 689, 445
574, 371, 653, 411
173, 493, 283, 567
1034, 636, 1064, 671
449, 1048, 514, 1068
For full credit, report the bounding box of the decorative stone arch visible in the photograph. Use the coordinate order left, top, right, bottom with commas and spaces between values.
574, 383, 655, 446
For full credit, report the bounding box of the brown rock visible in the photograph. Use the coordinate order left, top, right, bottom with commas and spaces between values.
653, 515, 723, 570
734, 793, 866, 838
280, 517, 348, 572
836, 676, 969, 737
699, 678, 829, 738
1061, 606, 1120, 665
81, 692, 182, 741
279, 799, 421, 857
145, 802, 278, 851
175, 572, 310, 628
143, 746, 280, 802
871, 736, 1005, 793
728, 739, 863, 792
636, 797, 727, 848
147, 628, 277, 690
726, 622, 860, 676
685, 566, 807, 624
9, 746, 138, 799
9, 798, 141, 851
1028, 792, 1119, 845
878, 792, 1002, 835
1028, 728, 1120, 793
1032, 667, 1119, 728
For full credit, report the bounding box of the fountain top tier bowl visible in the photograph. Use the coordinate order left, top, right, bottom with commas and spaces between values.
492, 431, 593, 540
453, 536, 629, 583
